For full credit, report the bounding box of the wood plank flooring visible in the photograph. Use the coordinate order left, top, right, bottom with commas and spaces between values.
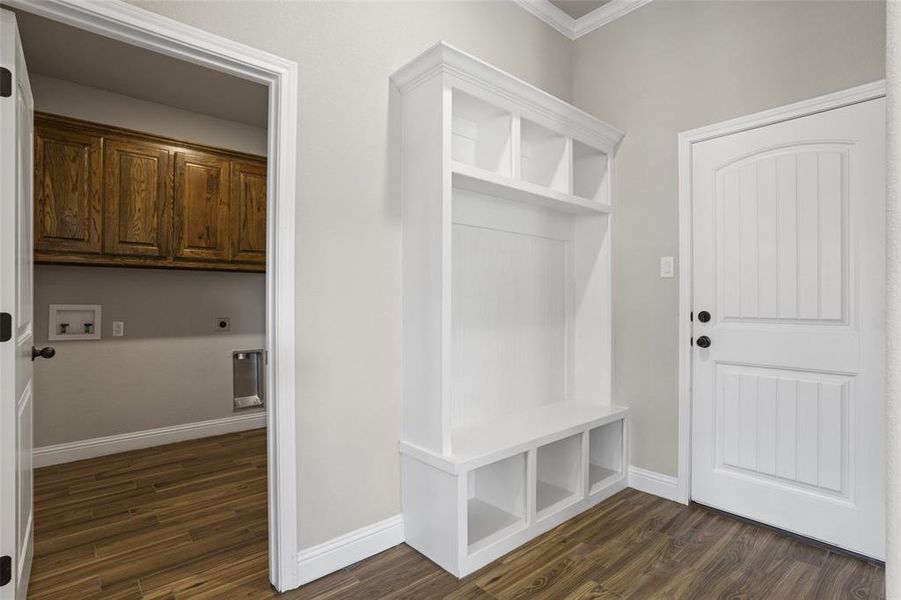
29, 428, 885, 599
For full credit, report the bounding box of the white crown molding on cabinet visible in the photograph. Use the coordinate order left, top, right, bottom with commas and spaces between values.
33, 412, 267, 468
3, 0, 301, 591
511, 0, 654, 40
391, 41, 623, 152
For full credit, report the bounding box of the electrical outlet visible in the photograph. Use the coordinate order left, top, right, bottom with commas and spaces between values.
112, 321, 125, 337
215, 317, 231, 333
660, 256, 674, 278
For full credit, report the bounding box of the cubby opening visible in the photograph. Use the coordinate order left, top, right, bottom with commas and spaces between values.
536, 434, 582, 515
467, 453, 527, 553
520, 118, 568, 192
452, 89, 511, 176
589, 420, 623, 493
573, 140, 608, 203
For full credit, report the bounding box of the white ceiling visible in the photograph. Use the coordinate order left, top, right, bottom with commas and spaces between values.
550, 0, 610, 20
12, 9, 268, 128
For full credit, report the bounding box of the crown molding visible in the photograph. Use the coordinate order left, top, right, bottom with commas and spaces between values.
391, 41, 623, 152
511, 0, 654, 40
511, 0, 574, 38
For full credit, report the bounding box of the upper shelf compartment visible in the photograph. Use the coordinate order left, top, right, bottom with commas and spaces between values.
452, 89, 512, 177
573, 140, 609, 204
520, 118, 568, 194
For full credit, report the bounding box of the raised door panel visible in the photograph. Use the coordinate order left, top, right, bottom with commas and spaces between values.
103, 139, 171, 258
717, 149, 847, 324
34, 125, 102, 254
173, 152, 230, 262
230, 159, 267, 265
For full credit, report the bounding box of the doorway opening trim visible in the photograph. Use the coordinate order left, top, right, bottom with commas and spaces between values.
2, 0, 300, 591
675, 80, 886, 505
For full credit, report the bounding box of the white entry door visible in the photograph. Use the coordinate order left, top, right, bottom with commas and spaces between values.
0, 9, 35, 600
690, 97, 885, 559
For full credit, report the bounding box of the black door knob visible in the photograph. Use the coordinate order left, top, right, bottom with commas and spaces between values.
32, 346, 56, 360
698, 310, 711, 323
696, 336, 711, 349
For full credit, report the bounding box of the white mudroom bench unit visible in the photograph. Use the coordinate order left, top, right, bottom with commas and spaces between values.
393, 42, 628, 578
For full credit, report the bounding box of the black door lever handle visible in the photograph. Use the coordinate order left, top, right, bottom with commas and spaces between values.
32, 346, 56, 360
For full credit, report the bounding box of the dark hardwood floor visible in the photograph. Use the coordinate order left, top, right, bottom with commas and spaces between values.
29, 428, 885, 599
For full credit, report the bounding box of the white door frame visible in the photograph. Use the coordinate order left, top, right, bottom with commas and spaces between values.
1, 0, 300, 591
676, 80, 886, 505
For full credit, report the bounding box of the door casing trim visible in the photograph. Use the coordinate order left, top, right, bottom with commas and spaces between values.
676, 80, 886, 504
0, 0, 300, 591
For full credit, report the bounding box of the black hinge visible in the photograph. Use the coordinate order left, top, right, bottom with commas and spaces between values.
0, 68, 11, 98
0, 313, 11, 342
0, 555, 11, 586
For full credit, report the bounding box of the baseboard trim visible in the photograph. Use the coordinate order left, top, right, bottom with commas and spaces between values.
33, 412, 266, 467
628, 465, 681, 503
291, 469, 676, 587
297, 514, 405, 586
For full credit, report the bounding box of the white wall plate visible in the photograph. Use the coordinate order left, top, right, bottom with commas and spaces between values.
48, 304, 102, 341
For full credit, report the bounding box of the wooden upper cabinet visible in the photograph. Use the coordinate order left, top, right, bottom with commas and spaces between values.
103, 139, 171, 258
230, 159, 267, 265
173, 152, 231, 263
34, 125, 102, 254
33, 114, 265, 272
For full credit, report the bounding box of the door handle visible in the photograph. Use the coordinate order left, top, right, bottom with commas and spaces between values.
696, 336, 711, 349
698, 310, 711, 323
32, 346, 55, 360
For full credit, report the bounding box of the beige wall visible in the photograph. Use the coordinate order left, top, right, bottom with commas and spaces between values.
31, 74, 267, 155
122, 0, 883, 553
128, 0, 572, 548
34, 266, 265, 447
572, 0, 886, 476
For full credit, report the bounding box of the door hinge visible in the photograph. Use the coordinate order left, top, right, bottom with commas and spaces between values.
0, 555, 11, 586
0, 312, 11, 342
0, 68, 10, 98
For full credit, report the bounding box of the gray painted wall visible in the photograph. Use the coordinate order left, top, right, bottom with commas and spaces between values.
129, 0, 573, 549
120, 0, 882, 553
31, 74, 267, 156
34, 266, 265, 447
572, 0, 886, 476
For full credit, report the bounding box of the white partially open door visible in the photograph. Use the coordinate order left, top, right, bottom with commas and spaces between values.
0, 9, 35, 600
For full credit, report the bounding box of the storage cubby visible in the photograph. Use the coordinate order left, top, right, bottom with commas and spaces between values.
536, 434, 582, 515
395, 43, 626, 578
467, 453, 527, 553
589, 420, 624, 493
452, 89, 511, 176
520, 118, 568, 192
573, 140, 609, 204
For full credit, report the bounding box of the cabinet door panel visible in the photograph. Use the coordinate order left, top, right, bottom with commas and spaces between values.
104, 139, 171, 257
173, 152, 230, 262
34, 125, 102, 254
231, 159, 267, 264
